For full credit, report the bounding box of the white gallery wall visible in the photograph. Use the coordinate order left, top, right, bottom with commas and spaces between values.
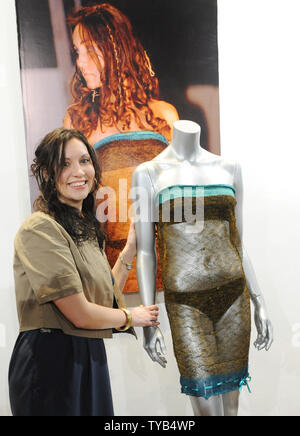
0, 0, 31, 416
0, 0, 299, 416
217, 0, 300, 415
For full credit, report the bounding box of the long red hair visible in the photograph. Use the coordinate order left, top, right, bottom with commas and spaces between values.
67, 3, 170, 140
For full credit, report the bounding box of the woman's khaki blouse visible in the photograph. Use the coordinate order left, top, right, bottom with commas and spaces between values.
13, 211, 134, 339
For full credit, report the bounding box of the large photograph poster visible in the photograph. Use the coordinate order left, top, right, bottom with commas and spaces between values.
15, 0, 219, 293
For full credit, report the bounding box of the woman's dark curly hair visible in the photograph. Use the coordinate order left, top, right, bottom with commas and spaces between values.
31, 128, 106, 248
66, 3, 171, 140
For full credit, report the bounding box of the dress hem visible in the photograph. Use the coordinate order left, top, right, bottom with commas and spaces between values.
180, 367, 251, 400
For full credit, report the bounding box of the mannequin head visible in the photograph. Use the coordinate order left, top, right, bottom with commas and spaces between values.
170, 120, 201, 157
173, 120, 201, 135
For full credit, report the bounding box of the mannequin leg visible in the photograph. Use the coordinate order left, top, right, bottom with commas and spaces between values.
222, 391, 240, 416
189, 395, 224, 416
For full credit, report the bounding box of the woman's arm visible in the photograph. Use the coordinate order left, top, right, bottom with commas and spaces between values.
53, 222, 160, 330
16, 215, 159, 331
54, 292, 159, 330
111, 221, 136, 292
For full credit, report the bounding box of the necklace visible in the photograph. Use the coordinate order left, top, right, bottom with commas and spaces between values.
91, 89, 100, 103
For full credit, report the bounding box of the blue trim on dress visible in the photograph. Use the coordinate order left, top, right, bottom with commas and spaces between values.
180, 366, 251, 400
155, 184, 236, 206
94, 130, 169, 150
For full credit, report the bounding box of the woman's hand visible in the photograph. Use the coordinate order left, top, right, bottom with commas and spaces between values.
130, 305, 160, 328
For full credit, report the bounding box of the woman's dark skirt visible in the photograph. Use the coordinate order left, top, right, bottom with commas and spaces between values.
8, 329, 114, 416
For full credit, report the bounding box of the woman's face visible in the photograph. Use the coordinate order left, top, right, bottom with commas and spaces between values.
56, 137, 95, 210
73, 24, 105, 90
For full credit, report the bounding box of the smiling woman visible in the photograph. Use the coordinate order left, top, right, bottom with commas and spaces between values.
56, 137, 96, 211
8, 128, 160, 416
30, 128, 102, 245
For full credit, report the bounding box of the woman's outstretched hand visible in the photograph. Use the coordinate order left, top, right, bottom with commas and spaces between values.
130, 305, 160, 328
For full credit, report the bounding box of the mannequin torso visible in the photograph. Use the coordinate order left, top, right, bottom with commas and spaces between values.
147, 151, 236, 192
136, 120, 240, 221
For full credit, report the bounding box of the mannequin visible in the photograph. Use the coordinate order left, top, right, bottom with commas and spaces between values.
131, 120, 273, 416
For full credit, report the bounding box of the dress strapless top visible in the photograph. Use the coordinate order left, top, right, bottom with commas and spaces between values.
94, 130, 169, 150
155, 184, 243, 293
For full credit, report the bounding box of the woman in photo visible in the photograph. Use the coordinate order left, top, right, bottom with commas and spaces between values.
9, 128, 159, 416
64, 3, 179, 292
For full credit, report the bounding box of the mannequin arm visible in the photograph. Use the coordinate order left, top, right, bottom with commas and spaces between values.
234, 163, 273, 351
131, 166, 167, 367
